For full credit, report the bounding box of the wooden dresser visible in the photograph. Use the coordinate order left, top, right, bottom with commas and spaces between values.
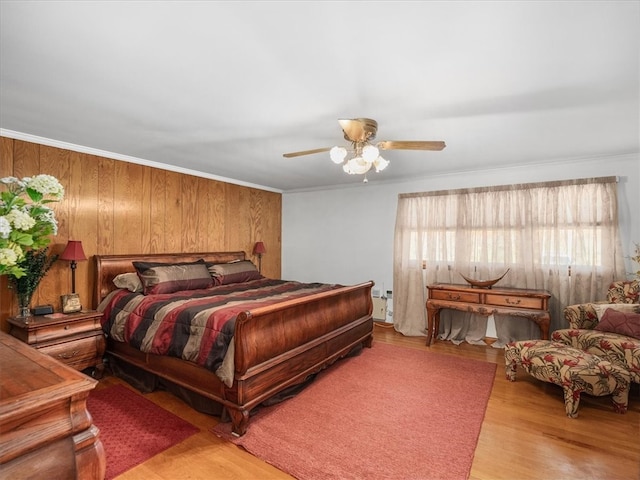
426, 283, 551, 345
0, 332, 106, 479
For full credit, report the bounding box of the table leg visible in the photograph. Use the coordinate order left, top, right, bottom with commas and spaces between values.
426, 303, 440, 346
524, 312, 551, 340
539, 313, 550, 340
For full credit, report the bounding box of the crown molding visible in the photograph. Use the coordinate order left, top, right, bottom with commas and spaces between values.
0, 129, 283, 194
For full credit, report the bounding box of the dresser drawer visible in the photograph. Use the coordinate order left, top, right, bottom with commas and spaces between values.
32, 316, 101, 344
430, 289, 480, 303
37, 334, 103, 368
485, 293, 545, 309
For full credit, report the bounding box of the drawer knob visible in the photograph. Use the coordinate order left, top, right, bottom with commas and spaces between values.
58, 350, 79, 359
505, 298, 521, 305
64, 325, 69, 330
447, 294, 461, 301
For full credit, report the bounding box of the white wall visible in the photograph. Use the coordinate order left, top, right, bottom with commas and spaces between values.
282, 154, 640, 313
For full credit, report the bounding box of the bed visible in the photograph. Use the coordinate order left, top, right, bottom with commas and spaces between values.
93, 251, 374, 436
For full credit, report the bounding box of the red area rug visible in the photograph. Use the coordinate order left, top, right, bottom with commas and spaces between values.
88, 384, 199, 479
213, 342, 496, 480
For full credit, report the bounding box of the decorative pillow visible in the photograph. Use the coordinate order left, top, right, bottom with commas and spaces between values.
133, 260, 213, 295
606, 280, 640, 304
594, 308, 640, 339
208, 260, 262, 285
592, 303, 640, 321
113, 272, 143, 293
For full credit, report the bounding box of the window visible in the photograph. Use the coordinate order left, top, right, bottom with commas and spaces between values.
393, 177, 625, 341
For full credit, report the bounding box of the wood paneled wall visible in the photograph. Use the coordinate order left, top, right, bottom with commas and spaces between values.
0, 136, 282, 332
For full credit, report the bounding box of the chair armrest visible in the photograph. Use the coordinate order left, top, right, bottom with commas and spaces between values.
563, 303, 599, 329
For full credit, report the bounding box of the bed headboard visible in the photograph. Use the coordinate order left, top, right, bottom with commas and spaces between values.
93, 251, 246, 306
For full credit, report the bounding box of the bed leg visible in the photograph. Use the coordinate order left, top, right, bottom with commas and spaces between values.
220, 408, 230, 423
227, 408, 250, 437
363, 334, 373, 348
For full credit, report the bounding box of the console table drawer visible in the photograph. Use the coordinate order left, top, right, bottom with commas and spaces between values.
485, 294, 545, 309
430, 290, 480, 303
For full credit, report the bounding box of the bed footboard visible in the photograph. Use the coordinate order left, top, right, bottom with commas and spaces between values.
226, 281, 374, 435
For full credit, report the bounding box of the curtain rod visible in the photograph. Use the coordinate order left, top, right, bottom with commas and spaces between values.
399, 176, 619, 199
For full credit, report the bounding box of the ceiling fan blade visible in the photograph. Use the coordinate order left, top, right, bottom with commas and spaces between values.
283, 147, 332, 158
338, 118, 378, 142
377, 140, 446, 151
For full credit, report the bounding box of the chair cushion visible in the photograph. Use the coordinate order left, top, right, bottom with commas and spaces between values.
551, 328, 640, 383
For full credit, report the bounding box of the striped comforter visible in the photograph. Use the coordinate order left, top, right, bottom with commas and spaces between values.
99, 278, 339, 374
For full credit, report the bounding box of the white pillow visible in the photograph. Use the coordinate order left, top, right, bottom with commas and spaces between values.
113, 272, 143, 293
592, 303, 640, 321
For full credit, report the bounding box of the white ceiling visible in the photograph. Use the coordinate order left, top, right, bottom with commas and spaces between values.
1, 1, 638, 192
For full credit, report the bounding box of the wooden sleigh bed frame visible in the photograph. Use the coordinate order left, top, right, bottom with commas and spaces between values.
93, 251, 374, 436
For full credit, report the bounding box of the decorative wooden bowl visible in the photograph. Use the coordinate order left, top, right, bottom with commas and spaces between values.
459, 269, 510, 289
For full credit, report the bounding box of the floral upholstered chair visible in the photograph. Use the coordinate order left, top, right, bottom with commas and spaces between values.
563, 280, 640, 330
553, 280, 640, 384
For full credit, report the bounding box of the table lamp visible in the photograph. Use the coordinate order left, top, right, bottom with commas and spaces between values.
60, 240, 87, 294
253, 241, 266, 273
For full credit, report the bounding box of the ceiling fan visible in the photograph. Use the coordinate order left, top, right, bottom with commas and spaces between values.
283, 118, 446, 181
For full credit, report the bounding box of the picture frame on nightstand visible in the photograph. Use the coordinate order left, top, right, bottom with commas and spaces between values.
61, 293, 82, 314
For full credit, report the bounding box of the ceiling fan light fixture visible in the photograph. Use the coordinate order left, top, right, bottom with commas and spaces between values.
361, 144, 379, 162
373, 156, 389, 172
344, 157, 371, 175
330, 146, 347, 164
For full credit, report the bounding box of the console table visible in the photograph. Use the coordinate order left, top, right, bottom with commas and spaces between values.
425, 283, 551, 346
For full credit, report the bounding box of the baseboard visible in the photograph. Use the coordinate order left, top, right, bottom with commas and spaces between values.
373, 320, 394, 329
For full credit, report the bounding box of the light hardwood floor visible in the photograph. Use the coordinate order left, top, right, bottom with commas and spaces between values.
96, 324, 640, 480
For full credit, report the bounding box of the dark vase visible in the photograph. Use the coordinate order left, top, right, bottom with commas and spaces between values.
17, 291, 33, 318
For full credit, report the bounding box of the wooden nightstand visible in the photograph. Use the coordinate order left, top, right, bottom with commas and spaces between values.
8, 310, 106, 378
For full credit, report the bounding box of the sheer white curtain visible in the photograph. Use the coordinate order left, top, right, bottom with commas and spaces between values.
393, 177, 626, 346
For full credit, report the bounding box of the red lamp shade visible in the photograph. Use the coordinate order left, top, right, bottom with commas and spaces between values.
253, 242, 266, 255
60, 240, 86, 294
60, 240, 87, 261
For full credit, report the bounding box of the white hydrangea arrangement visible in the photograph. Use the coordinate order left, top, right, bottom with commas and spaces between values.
0, 175, 64, 278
